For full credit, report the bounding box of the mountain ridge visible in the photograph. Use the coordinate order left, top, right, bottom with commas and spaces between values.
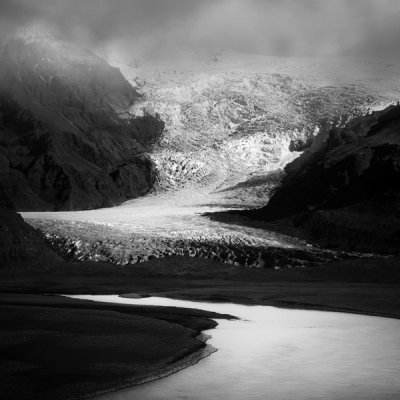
0, 36, 164, 211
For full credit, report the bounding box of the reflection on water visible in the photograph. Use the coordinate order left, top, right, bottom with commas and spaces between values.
69, 295, 400, 400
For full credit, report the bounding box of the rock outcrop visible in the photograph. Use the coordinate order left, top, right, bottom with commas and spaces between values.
0, 35, 164, 211
249, 105, 400, 253
0, 184, 61, 268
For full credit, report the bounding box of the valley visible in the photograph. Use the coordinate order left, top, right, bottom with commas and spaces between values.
2, 33, 400, 400
21, 51, 400, 266
2, 4, 400, 400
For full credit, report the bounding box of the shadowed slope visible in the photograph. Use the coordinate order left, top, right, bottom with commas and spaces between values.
246, 105, 400, 253
0, 184, 61, 268
0, 36, 164, 211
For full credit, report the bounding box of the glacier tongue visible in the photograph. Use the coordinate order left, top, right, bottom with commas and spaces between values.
116, 53, 395, 209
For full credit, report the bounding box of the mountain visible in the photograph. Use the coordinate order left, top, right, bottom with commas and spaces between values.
0, 34, 164, 211
248, 105, 400, 253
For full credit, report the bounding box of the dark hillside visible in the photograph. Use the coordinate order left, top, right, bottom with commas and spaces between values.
246, 105, 400, 253
0, 36, 164, 210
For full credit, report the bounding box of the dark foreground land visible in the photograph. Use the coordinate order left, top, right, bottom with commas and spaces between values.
1, 254, 400, 400
0, 292, 231, 400
2, 255, 400, 317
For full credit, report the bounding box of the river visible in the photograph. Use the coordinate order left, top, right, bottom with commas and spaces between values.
68, 295, 400, 400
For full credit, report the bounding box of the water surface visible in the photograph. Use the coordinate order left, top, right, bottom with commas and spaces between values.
69, 295, 400, 400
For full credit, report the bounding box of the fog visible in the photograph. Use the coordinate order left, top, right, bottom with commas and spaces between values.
1, 0, 400, 59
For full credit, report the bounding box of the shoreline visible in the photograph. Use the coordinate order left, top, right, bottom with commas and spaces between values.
67, 290, 400, 399
0, 293, 229, 400
138, 291, 400, 320
267, 300, 400, 320
1, 254, 400, 399
1, 288, 399, 400
72, 335, 217, 400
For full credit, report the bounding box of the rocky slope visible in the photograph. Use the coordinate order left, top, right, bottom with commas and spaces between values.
0, 184, 60, 268
248, 104, 400, 253
0, 33, 164, 211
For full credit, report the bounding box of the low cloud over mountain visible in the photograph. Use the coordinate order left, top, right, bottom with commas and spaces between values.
1, 0, 400, 59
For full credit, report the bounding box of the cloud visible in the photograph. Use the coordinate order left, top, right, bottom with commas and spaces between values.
1, 0, 400, 59
185, 0, 400, 56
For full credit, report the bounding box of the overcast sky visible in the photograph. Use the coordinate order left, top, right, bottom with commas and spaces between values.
1, 0, 400, 59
